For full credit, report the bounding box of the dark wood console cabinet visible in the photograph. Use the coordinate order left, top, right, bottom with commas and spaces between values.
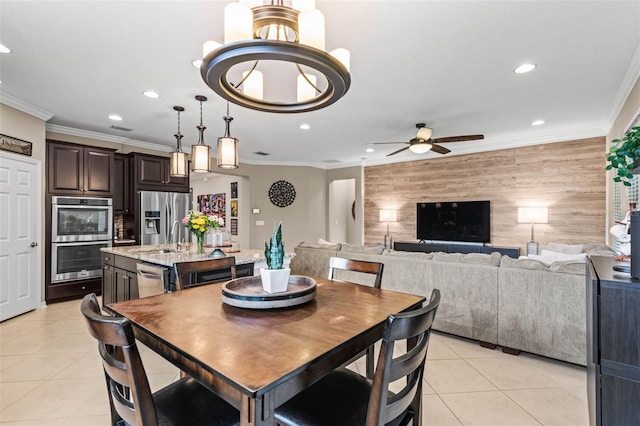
47, 140, 114, 196
394, 242, 520, 258
587, 256, 640, 426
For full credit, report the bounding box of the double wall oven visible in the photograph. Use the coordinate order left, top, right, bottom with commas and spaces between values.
51, 196, 112, 283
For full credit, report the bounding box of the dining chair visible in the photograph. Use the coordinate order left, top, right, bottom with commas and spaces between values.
329, 256, 385, 378
80, 293, 240, 426
328, 256, 384, 288
174, 256, 236, 290
275, 288, 440, 426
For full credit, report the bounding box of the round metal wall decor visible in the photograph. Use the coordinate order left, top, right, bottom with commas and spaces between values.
268, 180, 296, 207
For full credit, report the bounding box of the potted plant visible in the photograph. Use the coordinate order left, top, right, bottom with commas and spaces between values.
260, 222, 290, 293
606, 125, 640, 186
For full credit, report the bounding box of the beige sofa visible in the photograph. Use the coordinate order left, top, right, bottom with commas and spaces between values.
290, 242, 614, 365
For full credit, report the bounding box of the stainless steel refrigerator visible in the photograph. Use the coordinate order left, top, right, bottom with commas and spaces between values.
139, 191, 192, 246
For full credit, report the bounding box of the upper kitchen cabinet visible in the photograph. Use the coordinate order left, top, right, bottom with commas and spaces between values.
133, 153, 189, 193
47, 140, 115, 196
114, 153, 132, 214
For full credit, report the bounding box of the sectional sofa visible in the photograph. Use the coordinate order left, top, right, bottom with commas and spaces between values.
290, 242, 614, 365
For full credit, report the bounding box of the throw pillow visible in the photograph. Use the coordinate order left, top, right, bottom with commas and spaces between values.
340, 243, 385, 255
545, 242, 585, 254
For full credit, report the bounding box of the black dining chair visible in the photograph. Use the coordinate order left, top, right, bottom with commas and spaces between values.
80, 293, 240, 426
275, 288, 440, 426
328, 256, 384, 288
174, 256, 236, 290
329, 256, 385, 378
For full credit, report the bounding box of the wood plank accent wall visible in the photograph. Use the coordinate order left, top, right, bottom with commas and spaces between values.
364, 137, 606, 253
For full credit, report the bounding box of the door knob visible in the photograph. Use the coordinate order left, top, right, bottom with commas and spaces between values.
30, 242, 38, 247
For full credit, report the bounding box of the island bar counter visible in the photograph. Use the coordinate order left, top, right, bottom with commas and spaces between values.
100, 244, 293, 305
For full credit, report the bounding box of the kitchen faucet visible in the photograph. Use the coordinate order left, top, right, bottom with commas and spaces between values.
169, 220, 181, 250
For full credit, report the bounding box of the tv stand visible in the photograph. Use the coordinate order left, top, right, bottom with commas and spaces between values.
394, 242, 520, 258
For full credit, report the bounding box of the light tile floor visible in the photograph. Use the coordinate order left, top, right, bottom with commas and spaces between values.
0, 298, 589, 425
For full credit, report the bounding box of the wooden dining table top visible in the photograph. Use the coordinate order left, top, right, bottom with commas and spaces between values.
107, 277, 425, 425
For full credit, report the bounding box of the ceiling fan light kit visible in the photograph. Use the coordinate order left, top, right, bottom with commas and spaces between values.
199, 0, 351, 113
370, 123, 484, 157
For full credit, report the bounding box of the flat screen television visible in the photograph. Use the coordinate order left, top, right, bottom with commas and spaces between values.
416, 201, 490, 243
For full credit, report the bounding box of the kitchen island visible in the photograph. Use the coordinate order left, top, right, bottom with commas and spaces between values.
100, 244, 293, 306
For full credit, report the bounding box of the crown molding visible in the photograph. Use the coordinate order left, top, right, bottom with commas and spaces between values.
46, 124, 173, 153
608, 42, 640, 131
0, 92, 54, 121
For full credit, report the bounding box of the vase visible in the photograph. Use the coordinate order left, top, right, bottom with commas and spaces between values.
196, 235, 205, 254
260, 268, 291, 294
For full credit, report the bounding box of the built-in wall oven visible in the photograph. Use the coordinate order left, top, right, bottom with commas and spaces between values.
51, 196, 112, 283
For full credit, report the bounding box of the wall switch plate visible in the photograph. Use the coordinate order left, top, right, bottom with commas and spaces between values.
252, 208, 260, 214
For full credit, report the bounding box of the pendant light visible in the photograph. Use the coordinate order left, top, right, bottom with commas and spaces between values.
169, 106, 188, 177
191, 95, 212, 173
217, 102, 239, 169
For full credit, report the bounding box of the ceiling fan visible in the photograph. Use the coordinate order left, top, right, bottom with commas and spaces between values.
369, 123, 484, 156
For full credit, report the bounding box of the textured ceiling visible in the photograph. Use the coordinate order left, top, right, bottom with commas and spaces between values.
1, 1, 639, 169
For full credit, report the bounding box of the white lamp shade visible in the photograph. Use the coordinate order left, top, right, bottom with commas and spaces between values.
297, 73, 317, 102
217, 137, 239, 169
224, 3, 252, 43
292, 0, 315, 11
379, 209, 397, 222
202, 40, 221, 58
416, 127, 433, 141
517, 207, 549, 224
409, 143, 432, 154
191, 144, 212, 173
239, 0, 263, 8
169, 151, 188, 177
298, 9, 325, 50
330, 48, 350, 71
242, 70, 263, 99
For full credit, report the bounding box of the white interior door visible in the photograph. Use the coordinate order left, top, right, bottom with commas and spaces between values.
329, 179, 355, 244
0, 152, 41, 321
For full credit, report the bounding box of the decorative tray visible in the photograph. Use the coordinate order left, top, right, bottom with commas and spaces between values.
221, 275, 316, 309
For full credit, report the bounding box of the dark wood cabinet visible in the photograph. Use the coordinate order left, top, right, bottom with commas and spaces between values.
134, 153, 189, 193
587, 256, 640, 426
114, 153, 132, 213
47, 140, 114, 196
102, 253, 139, 306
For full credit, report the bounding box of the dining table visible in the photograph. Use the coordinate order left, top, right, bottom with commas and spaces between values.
106, 276, 425, 426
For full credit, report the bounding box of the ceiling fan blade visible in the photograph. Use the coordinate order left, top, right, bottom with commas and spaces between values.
386, 146, 411, 157
431, 134, 484, 143
430, 144, 451, 155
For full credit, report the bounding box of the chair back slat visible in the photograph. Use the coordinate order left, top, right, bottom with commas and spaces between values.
81, 293, 159, 426
367, 289, 440, 426
328, 257, 384, 288
174, 257, 237, 290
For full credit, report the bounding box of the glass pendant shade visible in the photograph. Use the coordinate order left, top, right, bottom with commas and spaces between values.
409, 143, 432, 154
170, 151, 188, 177
217, 137, 239, 169
191, 144, 212, 172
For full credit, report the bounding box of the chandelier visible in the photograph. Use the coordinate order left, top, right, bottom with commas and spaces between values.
169, 106, 188, 177
199, 0, 351, 113
191, 95, 212, 173
217, 102, 239, 169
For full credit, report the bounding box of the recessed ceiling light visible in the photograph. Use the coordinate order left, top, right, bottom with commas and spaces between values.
192, 59, 202, 68
0, 44, 11, 54
143, 91, 160, 98
514, 63, 536, 74
366, 147, 374, 153
531, 120, 545, 126
108, 114, 123, 121
300, 123, 310, 130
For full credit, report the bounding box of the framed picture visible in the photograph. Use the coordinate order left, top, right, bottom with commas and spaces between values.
197, 193, 226, 221
0, 134, 32, 156
231, 181, 238, 198
231, 200, 238, 217
231, 218, 238, 235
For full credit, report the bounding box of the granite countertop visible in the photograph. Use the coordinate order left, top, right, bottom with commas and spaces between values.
102, 244, 293, 268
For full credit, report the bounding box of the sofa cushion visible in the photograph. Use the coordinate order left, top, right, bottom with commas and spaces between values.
433, 251, 502, 266
535, 250, 587, 264
340, 243, 384, 255
548, 261, 587, 275
583, 243, 616, 256
297, 241, 342, 251
500, 256, 549, 271
382, 249, 434, 260
545, 242, 585, 254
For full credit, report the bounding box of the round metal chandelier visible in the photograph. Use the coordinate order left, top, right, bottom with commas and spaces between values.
199, 1, 351, 114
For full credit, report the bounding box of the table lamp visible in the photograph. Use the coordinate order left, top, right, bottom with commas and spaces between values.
379, 209, 398, 249
517, 207, 549, 255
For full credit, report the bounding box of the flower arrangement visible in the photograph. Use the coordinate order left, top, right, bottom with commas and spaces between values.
182, 210, 224, 253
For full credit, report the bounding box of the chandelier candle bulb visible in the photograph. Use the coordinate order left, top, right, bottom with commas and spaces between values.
298, 8, 325, 50
203, 40, 221, 57
297, 73, 317, 102
330, 48, 350, 71
224, 2, 252, 43
243, 70, 263, 99
292, 0, 315, 11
